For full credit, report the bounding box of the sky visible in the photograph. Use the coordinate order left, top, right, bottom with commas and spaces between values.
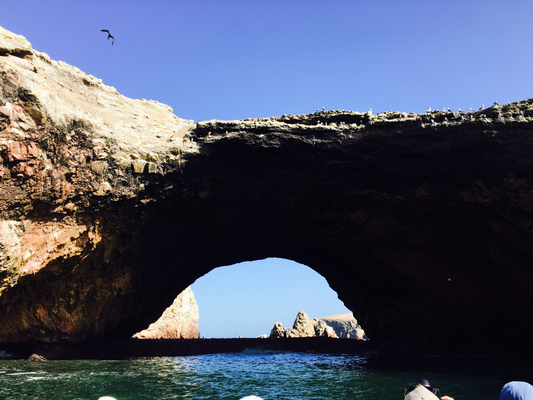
2, 0, 533, 337
190, 258, 350, 338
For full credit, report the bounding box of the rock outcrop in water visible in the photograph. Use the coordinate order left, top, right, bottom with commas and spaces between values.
269, 311, 338, 339
133, 287, 200, 339
319, 314, 367, 340
1, 26, 533, 356
268, 311, 366, 339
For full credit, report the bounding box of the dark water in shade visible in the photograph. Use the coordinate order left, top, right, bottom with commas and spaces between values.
0, 351, 531, 400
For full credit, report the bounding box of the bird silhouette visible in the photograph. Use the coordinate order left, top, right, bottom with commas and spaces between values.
101, 30, 114, 45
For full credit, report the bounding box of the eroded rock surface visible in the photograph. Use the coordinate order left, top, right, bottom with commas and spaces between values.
269, 311, 339, 339
269, 321, 287, 339
319, 313, 367, 340
0, 25, 195, 345
1, 26, 533, 356
133, 287, 200, 339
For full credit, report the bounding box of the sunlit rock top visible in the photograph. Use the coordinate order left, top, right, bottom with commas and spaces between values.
0, 25, 196, 171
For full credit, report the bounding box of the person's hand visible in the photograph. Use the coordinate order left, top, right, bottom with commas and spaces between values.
441, 396, 454, 400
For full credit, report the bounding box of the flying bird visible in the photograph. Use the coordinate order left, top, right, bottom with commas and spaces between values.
101, 29, 114, 45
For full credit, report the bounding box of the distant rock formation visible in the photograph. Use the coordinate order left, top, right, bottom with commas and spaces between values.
319, 313, 368, 340
133, 287, 200, 339
269, 311, 339, 339
289, 310, 319, 337
269, 321, 287, 339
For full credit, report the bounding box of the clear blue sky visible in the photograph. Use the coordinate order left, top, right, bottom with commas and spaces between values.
191, 258, 350, 338
2, 1, 533, 337
3, 0, 533, 123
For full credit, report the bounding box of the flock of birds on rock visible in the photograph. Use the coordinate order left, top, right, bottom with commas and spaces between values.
424, 101, 527, 114
194, 99, 532, 145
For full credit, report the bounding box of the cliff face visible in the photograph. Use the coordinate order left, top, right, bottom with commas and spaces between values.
319, 314, 367, 340
1, 26, 533, 355
0, 26, 195, 344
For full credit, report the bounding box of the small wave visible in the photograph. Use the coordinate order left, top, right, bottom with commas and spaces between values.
7, 372, 41, 376
241, 348, 283, 354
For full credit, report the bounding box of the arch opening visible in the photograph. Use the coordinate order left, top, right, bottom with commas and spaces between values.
134, 258, 366, 340
191, 257, 357, 338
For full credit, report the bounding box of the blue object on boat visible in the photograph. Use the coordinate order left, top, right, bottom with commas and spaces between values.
500, 382, 533, 400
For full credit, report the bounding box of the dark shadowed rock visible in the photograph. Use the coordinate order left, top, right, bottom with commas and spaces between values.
1, 26, 533, 357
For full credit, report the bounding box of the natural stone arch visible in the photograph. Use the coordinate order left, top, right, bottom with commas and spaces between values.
2, 110, 533, 356
1, 27, 533, 356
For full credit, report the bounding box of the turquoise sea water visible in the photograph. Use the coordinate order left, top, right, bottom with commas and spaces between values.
0, 351, 531, 400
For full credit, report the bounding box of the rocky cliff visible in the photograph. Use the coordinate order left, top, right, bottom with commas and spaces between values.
319, 314, 367, 340
1, 26, 533, 356
132, 287, 200, 339
0, 25, 195, 345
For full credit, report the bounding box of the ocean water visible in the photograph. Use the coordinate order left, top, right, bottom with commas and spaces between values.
0, 351, 531, 400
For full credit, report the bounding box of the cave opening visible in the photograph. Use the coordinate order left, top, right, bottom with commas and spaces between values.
137, 258, 360, 339
192, 258, 354, 338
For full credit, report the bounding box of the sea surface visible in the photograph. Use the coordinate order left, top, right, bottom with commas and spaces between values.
0, 350, 531, 400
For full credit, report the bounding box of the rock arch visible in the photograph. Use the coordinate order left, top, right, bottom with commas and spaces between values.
3, 112, 533, 356
1, 26, 533, 356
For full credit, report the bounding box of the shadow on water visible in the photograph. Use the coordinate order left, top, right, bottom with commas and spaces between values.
344, 354, 533, 400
